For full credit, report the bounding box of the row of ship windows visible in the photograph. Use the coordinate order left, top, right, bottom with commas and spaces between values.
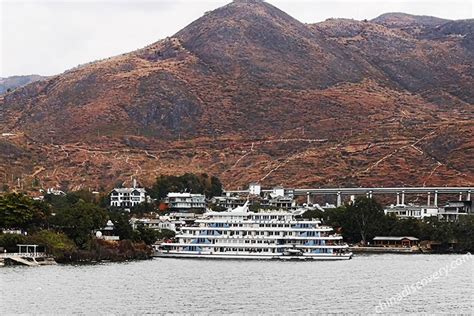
183, 231, 322, 237
209, 223, 315, 228
180, 247, 334, 254
211, 216, 293, 221
186, 239, 328, 244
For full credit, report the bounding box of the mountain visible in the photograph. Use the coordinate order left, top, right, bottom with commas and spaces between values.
0, 0, 472, 192
0, 75, 47, 95
371, 12, 449, 28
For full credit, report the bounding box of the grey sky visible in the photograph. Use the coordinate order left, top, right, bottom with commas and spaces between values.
1, 0, 472, 77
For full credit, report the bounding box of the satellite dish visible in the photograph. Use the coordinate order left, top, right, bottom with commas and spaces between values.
95, 231, 103, 238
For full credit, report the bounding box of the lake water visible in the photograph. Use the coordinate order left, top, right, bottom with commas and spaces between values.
1, 254, 472, 314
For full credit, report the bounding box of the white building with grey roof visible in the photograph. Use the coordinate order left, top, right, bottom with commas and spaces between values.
110, 179, 147, 209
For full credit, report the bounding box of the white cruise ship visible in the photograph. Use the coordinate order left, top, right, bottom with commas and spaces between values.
154, 203, 352, 260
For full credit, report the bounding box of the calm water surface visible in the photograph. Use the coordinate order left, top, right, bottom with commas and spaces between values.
1, 254, 473, 314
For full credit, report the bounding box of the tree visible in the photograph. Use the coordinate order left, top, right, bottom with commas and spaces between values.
208, 176, 223, 197
157, 228, 175, 240
388, 217, 421, 237
150, 173, 223, 199
0, 233, 27, 252
429, 217, 456, 247
108, 211, 134, 240
28, 230, 76, 260
44, 190, 97, 212
345, 197, 386, 244
455, 216, 474, 252
130, 201, 156, 215
133, 224, 159, 245
0, 193, 50, 230
50, 201, 108, 248
301, 209, 324, 220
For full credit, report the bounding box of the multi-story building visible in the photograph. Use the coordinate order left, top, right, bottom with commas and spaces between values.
212, 195, 247, 210
385, 201, 473, 222
166, 192, 206, 212
110, 180, 147, 209
438, 201, 472, 222
262, 186, 295, 209
131, 213, 199, 232
384, 204, 439, 219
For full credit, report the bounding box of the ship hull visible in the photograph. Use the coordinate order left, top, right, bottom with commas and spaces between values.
153, 251, 353, 260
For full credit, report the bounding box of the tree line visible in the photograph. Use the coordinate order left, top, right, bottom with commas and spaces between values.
0, 192, 173, 261
149, 173, 223, 199
0, 172, 224, 260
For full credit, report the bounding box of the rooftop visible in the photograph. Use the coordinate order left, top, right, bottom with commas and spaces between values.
373, 236, 419, 241
111, 188, 146, 194
167, 192, 205, 198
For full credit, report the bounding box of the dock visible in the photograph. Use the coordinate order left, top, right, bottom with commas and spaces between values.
0, 244, 57, 266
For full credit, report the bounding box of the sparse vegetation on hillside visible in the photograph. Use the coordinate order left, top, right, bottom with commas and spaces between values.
0, 0, 472, 191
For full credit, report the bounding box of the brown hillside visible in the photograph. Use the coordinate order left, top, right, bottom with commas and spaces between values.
0, 0, 472, 192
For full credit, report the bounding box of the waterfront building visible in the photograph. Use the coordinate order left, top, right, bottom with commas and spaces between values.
211, 195, 247, 210
262, 186, 295, 209
437, 200, 472, 222
166, 192, 206, 212
265, 196, 294, 209
372, 236, 420, 248
110, 180, 147, 209
130, 218, 162, 230
155, 203, 352, 260
384, 204, 439, 219
131, 213, 199, 232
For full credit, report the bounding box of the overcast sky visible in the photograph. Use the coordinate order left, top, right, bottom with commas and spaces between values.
1, 0, 472, 77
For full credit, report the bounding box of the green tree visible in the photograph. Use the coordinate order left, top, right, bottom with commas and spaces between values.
345, 197, 386, 244
133, 224, 159, 245
301, 209, 324, 220
50, 201, 108, 248
150, 173, 223, 199
388, 217, 421, 237
455, 216, 474, 252
109, 211, 134, 240
0, 233, 27, 252
208, 176, 223, 197
0, 193, 50, 230
28, 230, 76, 260
157, 228, 175, 240
429, 218, 456, 247
130, 201, 156, 215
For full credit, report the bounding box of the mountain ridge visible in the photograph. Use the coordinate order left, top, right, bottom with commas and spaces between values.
0, 1, 472, 192
0, 75, 47, 95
